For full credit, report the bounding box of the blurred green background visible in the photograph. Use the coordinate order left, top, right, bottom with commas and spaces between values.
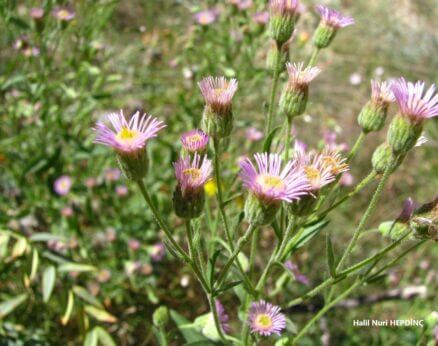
0, 0, 437, 344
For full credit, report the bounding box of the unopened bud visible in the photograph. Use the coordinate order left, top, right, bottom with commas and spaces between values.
387, 115, 423, 155
244, 193, 279, 226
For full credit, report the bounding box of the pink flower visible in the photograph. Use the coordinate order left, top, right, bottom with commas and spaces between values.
52, 7, 75, 21
116, 185, 128, 197
198, 76, 238, 115
239, 153, 310, 203
216, 300, 231, 333
54, 175, 72, 196
245, 127, 263, 142
94, 110, 166, 154
181, 129, 209, 153
371, 80, 395, 104
391, 78, 438, 124
253, 11, 269, 25
174, 154, 212, 196
194, 9, 218, 26
248, 300, 286, 336
285, 62, 321, 89
315, 5, 355, 28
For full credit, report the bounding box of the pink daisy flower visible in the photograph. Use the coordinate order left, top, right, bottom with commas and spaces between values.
296, 151, 335, 190
285, 62, 321, 89
52, 7, 75, 21
253, 11, 269, 25
371, 80, 395, 104
174, 154, 212, 196
94, 110, 166, 154
150, 242, 166, 262
315, 5, 355, 28
198, 76, 238, 115
194, 9, 218, 26
270, 0, 300, 17
248, 300, 286, 336
391, 78, 438, 124
54, 175, 72, 196
181, 129, 209, 153
239, 153, 310, 203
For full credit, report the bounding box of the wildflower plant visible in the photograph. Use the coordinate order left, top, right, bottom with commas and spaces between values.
1, 1, 436, 345
88, 3, 436, 345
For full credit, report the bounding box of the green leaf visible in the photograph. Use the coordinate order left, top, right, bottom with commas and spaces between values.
42, 266, 56, 303
0, 233, 10, 259
0, 294, 28, 318
214, 280, 242, 296
61, 290, 74, 326
170, 310, 208, 343
208, 250, 222, 287
292, 219, 329, 250
94, 326, 116, 346
29, 249, 39, 282
11, 237, 27, 258
73, 286, 103, 308
84, 305, 117, 323
58, 263, 97, 273
84, 329, 98, 346
326, 233, 336, 278
263, 126, 281, 153
29, 233, 65, 243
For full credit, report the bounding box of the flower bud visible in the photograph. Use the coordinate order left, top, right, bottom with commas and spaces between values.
173, 186, 205, 219
153, 306, 169, 328
173, 155, 212, 219
358, 101, 388, 133
313, 24, 336, 49
313, 5, 355, 49
371, 143, 405, 175
201, 105, 234, 139
268, 0, 300, 47
387, 115, 423, 155
244, 193, 280, 226
410, 198, 437, 241
117, 150, 149, 181
279, 62, 321, 120
198, 77, 238, 139
358, 81, 395, 133
378, 221, 409, 241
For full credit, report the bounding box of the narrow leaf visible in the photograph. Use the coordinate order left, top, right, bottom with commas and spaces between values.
61, 290, 74, 326
0, 294, 28, 318
73, 286, 103, 308
84, 305, 117, 323
58, 263, 96, 273
29, 249, 39, 282
42, 266, 56, 303
84, 329, 98, 346
95, 326, 116, 346
263, 126, 281, 153
326, 233, 336, 278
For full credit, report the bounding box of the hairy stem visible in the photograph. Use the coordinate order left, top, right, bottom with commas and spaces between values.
293, 280, 361, 344
208, 295, 227, 342
347, 131, 366, 162
336, 156, 395, 271
265, 45, 282, 135
307, 47, 320, 67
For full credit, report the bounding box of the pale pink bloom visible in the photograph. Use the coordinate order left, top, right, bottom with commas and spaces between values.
316, 5, 355, 28
174, 154, 212, 196
194, 9, 218, 26
54, 175, 72, 196
248, 300, 286, 336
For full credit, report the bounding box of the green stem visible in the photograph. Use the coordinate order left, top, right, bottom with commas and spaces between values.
347, 131, 366, 162
317, 171, 376, 218
156, 326, 168, 346
136, 180, 190, 263
215, 224, 258, 289
287, 229, 410, 308
292, 280, 361, 344
208, 295, 227, 342
307, 47, 320, 67
256, 218, 296, 292
284, 117, 292, 162
213, 138, 255, 294
336, 156, 395, 271
265, 46, 282, 135
249, 228, 260, 280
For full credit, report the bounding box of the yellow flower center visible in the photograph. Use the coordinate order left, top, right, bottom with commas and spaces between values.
116, 127, 138, 144
183, 168, 201, 182
255, 314, 273, 329
304, 166, 320, 185
257, 175, 284, 192
58, 10, 70, 19
187, 134, 202, 144
214, 88, 226, 96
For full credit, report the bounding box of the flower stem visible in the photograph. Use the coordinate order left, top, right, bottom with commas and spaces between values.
307, 47, 320, 67
317, 171, 376, 218
215, 224, 258, 289
347, 131, 366, 162
136, 180, 209, 291
284, 117, 293, 162
265, 46, 282, 135
292, 280, 361, 344
213, 137, 255, 293
136, 180, 190, 263
336, 156, 395, 271
208, 295, 228, 343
